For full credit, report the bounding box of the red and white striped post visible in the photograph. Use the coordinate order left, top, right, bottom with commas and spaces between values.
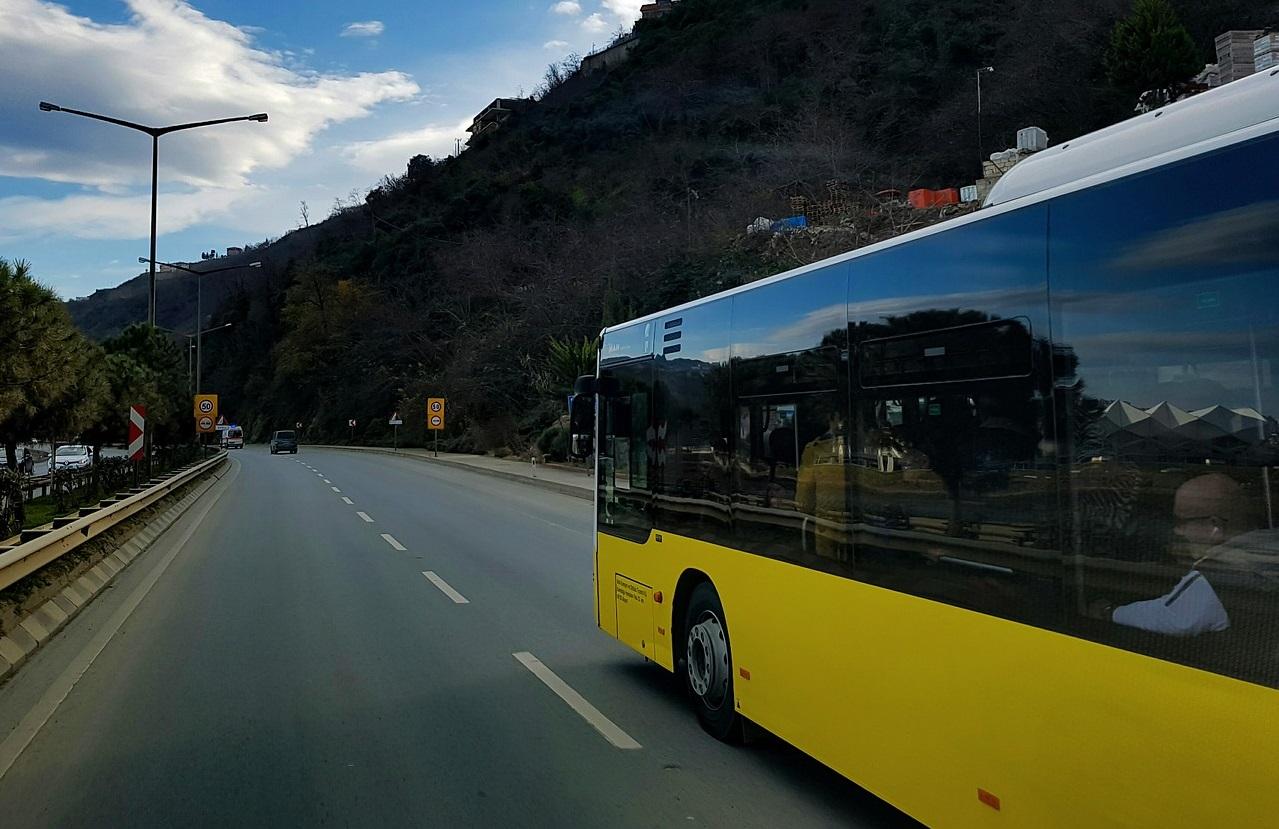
128, 405, 146, 485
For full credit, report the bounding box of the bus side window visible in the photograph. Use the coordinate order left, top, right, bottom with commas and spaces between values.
653, 300, 733, 547
729, 265, 851, 569
847, 204, 1059, 629
1050, 130, 1279, 689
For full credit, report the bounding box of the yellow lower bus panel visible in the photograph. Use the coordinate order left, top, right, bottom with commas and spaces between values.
597, 530, 1279, 827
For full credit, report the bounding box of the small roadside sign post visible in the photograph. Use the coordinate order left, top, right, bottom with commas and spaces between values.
348, 418, 357, 444
427, 397, 446, 457
389, 412, 403, 451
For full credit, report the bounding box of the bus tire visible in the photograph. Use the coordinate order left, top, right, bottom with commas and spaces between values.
683, 581, 742, 742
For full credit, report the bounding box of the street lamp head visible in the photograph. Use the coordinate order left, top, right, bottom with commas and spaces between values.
38, 101, 61, 112
249, 113, 268, 122
138, 256, 150, 264
980, 66, 995, 73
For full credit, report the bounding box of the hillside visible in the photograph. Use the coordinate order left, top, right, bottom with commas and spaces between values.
68, 0, 1278, 451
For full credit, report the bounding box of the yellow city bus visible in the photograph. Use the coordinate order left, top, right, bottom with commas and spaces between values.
573, 69, 1279, 826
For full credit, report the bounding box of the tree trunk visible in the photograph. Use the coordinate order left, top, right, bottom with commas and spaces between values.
4, 441, 16, 470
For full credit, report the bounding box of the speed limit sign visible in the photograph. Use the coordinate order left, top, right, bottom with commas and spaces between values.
427, 398, 446, 430
194, 394, 218, 419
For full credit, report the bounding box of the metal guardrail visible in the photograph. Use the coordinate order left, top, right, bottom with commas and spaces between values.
0, 452, 227, 593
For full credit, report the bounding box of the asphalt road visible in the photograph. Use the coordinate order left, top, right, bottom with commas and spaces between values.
0, 446, 914, 827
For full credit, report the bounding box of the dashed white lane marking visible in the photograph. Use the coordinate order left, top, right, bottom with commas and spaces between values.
380, 533, 406, 551
356, 511, 374, 523
331, 486, 341, 493
422, 571, 469, 604
513, 652, 641, 750
323, 478, 331, 484
341, 497, 354, 505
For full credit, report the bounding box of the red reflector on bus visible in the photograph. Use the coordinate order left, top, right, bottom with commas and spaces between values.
739, 667, 751, 680
978, 789, 1001, 811
653, 591, 663, 604
657, 626, 665, 636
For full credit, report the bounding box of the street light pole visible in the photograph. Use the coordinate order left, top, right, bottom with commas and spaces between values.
141, 258, 258, 394
41, 101, 268, 327
976, 66, 995, 171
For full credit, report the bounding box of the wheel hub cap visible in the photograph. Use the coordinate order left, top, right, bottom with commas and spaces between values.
686, 612, 729, 709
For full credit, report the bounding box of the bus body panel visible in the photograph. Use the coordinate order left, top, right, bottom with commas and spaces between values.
594, 116, 1279, 826
598, 529, 1279, 828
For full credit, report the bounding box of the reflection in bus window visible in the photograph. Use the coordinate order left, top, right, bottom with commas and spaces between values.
654, 300, 733, 546
1053, 130, 1279, 687
847, 204, 1059, 628
730, 266, 850, 569
599, 359, 654, 542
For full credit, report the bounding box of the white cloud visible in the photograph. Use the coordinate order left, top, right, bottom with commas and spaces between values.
600, 0, 644, 22
0, 188, 249, 242
0, 0, 417, 239
341, 119, 474, 174
551, 1, 582, 15
580, 12, 609, 32
341, 20, 385, 38
544, 39, 570, 50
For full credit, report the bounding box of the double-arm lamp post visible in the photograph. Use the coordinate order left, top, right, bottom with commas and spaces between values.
141, 258, 259, 393
39, 101, 267, 327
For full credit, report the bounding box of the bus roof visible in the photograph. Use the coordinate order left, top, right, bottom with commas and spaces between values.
603, 68, 1279, 338
986, 68, 1279, 207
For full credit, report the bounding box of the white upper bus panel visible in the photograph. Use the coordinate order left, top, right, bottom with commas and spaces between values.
985, 68, 1279, 208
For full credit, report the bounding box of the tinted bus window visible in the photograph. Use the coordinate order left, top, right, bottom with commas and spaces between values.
848, 205, 1059, 628
730, 264, 850, 569
1050, 131, 1279, 688
598, 358, 655, 542
654, 299, 733, 546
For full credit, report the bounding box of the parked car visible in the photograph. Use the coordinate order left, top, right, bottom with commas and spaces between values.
222, 426, 245, 450
51, 444, 92, 471
270, 430, 298, 454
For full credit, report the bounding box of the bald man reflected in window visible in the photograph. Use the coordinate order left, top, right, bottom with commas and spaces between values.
1099, 473, 1278, 636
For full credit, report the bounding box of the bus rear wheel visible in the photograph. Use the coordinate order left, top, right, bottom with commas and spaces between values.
683, 581, 741, 742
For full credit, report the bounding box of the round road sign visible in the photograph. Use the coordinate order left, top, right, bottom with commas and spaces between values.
429, 415, 443, 427
198, 399, 214, 414
198, 415, 215, 430
430, 400, 443, 413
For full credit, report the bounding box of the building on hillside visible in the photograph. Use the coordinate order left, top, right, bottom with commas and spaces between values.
225, 246, 244, 257
581, 32, 639, 74
1216, 30, 1264, 84
640, 0, 676, 20
466, 98, 534, 144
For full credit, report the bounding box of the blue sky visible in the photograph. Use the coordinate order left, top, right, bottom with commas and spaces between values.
0, 0, 641, 298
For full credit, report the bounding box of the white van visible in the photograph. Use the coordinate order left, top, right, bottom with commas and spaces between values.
222, 426, 244, 449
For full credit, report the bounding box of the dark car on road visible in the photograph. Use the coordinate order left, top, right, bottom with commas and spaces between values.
269, 430, 298, 454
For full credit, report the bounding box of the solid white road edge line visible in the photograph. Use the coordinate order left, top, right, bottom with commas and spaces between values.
512, 652, 641, 750
0, 457, 242, 782
356, 511, 374, 523
421, 571, 469, 604
380, 533, 406, 551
